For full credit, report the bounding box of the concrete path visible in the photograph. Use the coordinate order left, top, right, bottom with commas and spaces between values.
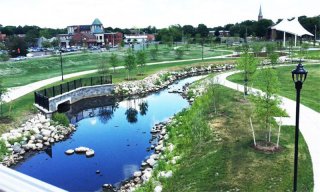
3, 54, 233, 102
214, 71, 320, 192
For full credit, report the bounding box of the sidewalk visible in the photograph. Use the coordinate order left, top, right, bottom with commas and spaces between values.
214, 71, 320, 192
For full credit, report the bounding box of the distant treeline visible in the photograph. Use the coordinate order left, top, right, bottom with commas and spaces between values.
0, 15, 319, 41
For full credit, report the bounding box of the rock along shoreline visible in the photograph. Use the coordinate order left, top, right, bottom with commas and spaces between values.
0, 63, 235, 191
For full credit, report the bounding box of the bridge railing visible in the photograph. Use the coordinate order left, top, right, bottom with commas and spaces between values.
34, 75, 112, 110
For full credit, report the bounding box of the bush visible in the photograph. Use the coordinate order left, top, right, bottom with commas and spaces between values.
0, 53, 10, 61
52, 113, 70, 127
0, 139, 9, 161
175, 48, 184, 59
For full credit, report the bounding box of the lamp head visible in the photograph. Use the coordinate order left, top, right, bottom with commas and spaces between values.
292, 60, 308, 83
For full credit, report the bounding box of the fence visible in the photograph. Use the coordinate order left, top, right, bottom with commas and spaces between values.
34, 75, 112, 110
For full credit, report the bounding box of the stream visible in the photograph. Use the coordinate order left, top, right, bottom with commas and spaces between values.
13, 75, 205, 191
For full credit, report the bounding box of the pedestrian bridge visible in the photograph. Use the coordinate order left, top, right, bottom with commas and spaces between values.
34, 75, 114, 115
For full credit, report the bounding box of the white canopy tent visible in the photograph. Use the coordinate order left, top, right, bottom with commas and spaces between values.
271, 17, 314, 47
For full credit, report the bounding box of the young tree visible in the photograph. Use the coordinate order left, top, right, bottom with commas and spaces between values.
150, 48, 158, 60
301, 43, 309, 58
0, 79, 7, 117
250, 42, 263, 57
42, 41, 52, 49
51, 39, 60, 48
269, 52, 279, 68
97, 56, 109, 77
237, 50, 258, 95
265, 42, 276, 56
136, 50, 146, 75
250, 68, 284, 144
109, 53, 119, 73
175, 47, 184, 59
124, 50, 136, 80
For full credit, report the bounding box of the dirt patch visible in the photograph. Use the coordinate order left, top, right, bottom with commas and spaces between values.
209, 117, 227, 130
252, 140, 282, 153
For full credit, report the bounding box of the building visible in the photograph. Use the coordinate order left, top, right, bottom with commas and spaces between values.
258, 5, 263, 21
123, 34, 155, 44
58, 18, 120, 48
104, 32, 123, 47
0, 32, 6, 42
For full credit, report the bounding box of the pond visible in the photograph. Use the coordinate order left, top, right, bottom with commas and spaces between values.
13, 75, 205, 191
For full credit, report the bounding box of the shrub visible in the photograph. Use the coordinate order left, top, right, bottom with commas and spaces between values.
52, 113, 70, 127
0, 139, 9, 161
0, 53, 10, 61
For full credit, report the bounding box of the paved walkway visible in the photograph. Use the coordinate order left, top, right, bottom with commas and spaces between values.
3, 54, 234, 102
214, 71, 320, 192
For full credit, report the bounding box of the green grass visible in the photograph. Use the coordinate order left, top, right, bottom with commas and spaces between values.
138, 85, 313, 191
0, 45, 232, 88
0, 58, 236, 134
295, 50, 320, 60
227, 64, 320, 112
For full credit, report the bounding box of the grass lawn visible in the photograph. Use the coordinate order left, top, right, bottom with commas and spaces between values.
295, 50, 320, 60
0, 45, 232, 88
137, 85, 313, 191
0, 58, 236, 134
227, 64, 320, 112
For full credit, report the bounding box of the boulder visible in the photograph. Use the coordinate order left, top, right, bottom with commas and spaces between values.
86, 149, 95, 157
158, 170, 173, 178
41, 129, 51, 137
154, 185, 163, 192
133, 171, 142, 177
141, 171, 152, 182
102, 184, 113, 190
12, 145, 22, 153
65, 149, 74, 155
35, 143, 43, 149
146, 158, 156, 167
75, 146, 90, 153
150, 154, 159, 160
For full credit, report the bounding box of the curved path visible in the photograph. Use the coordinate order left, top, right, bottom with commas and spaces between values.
3, 54, 233, 103
214, 71, 320, 192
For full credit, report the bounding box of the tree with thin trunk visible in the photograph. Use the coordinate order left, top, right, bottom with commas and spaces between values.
269, 52, 279, 68
150, 48, 158, 60
249, 68, 284, 145
0, 79, 7, 117
97, 56, 109, 77
175, 47, 184, 59
136, 50, 146, 75
109, 53, 118, 73
236, 49, 258, 95
124, 49, 136, 80
251, 42, 262, 57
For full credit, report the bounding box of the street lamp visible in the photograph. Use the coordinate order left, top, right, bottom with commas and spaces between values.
59, 48, 64, 81
291, 61, 308, 192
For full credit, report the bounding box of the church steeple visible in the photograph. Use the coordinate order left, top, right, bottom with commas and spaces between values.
258, 5, 263, 21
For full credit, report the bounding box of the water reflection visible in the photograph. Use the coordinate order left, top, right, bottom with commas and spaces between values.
65, 96, 116, 124
139, 102, 148, 116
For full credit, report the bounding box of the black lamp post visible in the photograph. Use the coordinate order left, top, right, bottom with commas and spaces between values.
59, 48, 64, 81
291, 61, 308, 192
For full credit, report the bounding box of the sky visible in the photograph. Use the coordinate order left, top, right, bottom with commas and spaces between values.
0, 0, 319, 29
